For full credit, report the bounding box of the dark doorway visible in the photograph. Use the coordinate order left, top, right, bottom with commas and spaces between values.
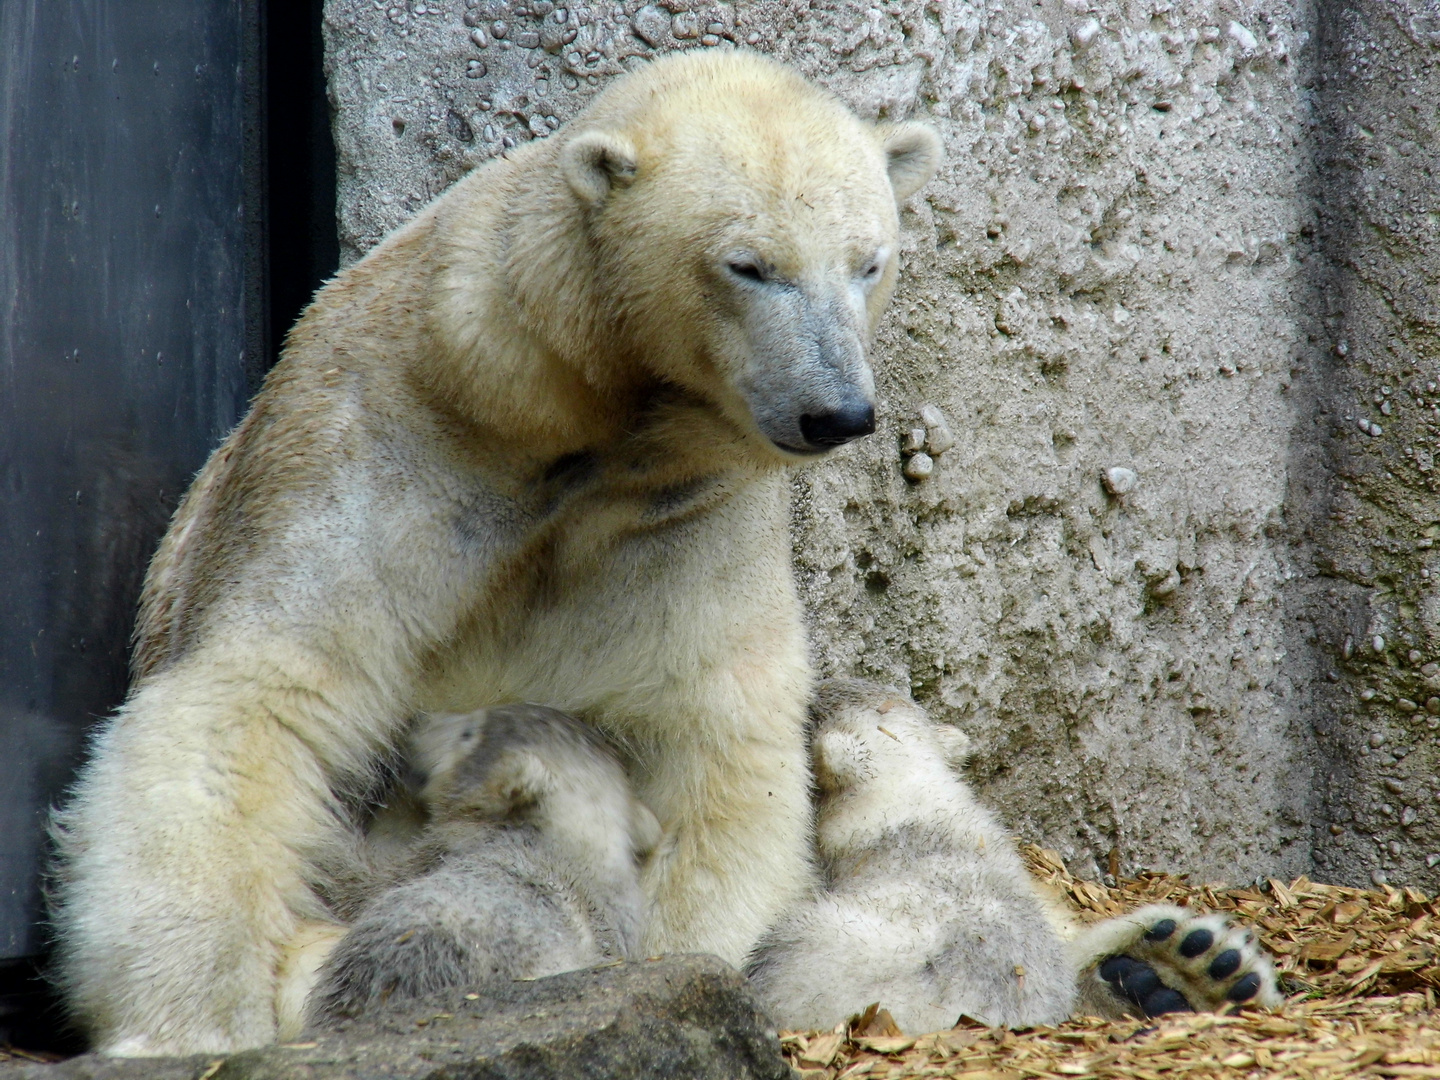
0, 0, 335, 1052
266, 0, 339, 355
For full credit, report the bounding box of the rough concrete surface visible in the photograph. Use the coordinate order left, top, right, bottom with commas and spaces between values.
1296, 2, 1440, 891
0, 956, 788, 1079
319, 0, 1440, 889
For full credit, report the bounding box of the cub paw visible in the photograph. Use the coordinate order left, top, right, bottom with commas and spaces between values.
1073, 904, 1283, 1019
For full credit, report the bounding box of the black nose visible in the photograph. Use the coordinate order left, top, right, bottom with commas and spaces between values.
799, 402, 876, 449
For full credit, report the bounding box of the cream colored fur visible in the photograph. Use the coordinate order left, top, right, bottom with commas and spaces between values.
746, 681, 1281, 1032
50, 50, 942, 1055
746, 681, 1078, 1031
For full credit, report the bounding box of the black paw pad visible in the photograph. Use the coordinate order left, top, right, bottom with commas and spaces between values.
1208, 949, 1241, 979
1100, 955, 1185, 1013
1144, 919, 1177, 942
1179, 928, 1213, 958
1227, 972, 1261, 1002
1118, 965, 1162, 1001
1100, 955, 1139, 983
1142, 987, 1192, 1017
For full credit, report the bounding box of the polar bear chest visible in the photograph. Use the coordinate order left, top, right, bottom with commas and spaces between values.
416, 467, 805, 738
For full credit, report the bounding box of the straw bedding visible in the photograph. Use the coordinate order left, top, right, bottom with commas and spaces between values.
780, 846, 1440, 1080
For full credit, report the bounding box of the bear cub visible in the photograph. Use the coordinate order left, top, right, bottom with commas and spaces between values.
744, 680, 1283, 1032
745, 680, 1078, 1031
307, 704, 660, 1023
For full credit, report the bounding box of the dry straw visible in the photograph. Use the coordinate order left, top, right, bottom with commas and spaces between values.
782, 845, 1440, 1080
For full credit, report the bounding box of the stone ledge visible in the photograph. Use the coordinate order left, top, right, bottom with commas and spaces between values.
4, 955, 790, 1080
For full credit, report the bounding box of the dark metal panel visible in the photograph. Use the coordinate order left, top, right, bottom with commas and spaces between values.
0, 2, 263, 960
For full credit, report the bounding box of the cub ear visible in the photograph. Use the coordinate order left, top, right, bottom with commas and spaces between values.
561, 130, 639, 205
476, 749, 553, 816
814, 730, 869, 792
413, 709, 489, 802
879, 121, 943, 202
932, 723, 974, 769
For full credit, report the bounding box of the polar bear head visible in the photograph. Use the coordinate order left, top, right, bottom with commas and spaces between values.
807, 679, 977, 856
550, 51, 942, 460
811, 679, 972, 796
413, 704, 662, 878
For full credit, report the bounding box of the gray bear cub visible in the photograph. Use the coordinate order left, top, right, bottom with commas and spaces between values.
307, 704, 661, 1023
744, 680, 1282, 1033
745, 680, 1078, 1032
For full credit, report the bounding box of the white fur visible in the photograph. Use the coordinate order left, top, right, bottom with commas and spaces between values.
746, 682, 1283, 1032
746, 681, 1077, 1031
50, 51, 942, 1055
307, 705, 657, 1023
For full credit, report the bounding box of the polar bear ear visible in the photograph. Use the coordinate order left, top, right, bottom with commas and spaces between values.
561, 130, 639, 205
933, 723, 974, 769
880, 121, 943, 202
475, 749, 554, 816
814, 730, 869, 792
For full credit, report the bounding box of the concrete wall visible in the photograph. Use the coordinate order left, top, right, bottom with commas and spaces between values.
320, 0, 1440, 887
1298, 1, 1440, 890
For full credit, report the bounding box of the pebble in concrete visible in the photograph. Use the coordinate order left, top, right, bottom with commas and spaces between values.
899, 406, 953, 482
919, 404, 954, 454
904, 451, 934, 482
1102, 466, 1138, 496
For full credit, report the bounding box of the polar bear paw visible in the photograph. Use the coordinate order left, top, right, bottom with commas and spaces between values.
1072, 904, 1283, 1019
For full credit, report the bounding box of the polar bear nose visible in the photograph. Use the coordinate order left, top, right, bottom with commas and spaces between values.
799, 401, 876, 449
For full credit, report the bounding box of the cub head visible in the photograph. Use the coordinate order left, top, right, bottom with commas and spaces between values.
556, 51, 942, 460
810, 679, 971, 803
414, 704, 662, 873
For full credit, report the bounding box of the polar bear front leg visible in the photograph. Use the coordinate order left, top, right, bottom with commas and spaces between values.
628, 682, 816, 967
1070, 904, 1283, 1019
53, 663, 364, 1055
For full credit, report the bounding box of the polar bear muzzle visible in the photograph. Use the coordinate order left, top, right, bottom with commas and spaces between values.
734, 276, 879, 455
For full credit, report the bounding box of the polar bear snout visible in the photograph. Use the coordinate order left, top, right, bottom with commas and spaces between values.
799, 398, 876, 448
737, 283, 879, 456
751, 363, 877, 456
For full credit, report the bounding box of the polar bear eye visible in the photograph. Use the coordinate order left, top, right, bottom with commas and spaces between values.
726, 259, 766, 283
857, 247, 890, 284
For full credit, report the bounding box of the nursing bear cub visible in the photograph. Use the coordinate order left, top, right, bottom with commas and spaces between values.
746, 681, 1282, 1030
308, 705, 657, 1023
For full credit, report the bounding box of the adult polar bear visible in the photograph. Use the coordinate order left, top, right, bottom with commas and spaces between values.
53, 50, 944, 1055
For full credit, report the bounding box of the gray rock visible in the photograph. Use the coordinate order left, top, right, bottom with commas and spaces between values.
1101, 467, 1138, 496
630, 5, 670, 48
6, 956, 787, 1080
